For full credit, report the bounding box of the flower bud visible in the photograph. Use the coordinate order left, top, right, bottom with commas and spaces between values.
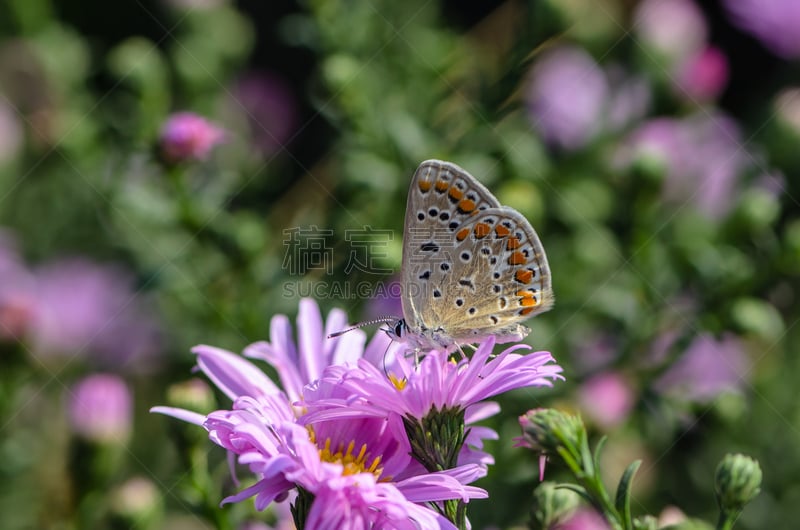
660, 519, 714, 530
166, 378, 216, 413
530, 481, 580, 529
109, 476, 162, 527
632, 515, 658, 530
518, 408, 584, 455
159, 112, 225, 164
715, 453, 762, 515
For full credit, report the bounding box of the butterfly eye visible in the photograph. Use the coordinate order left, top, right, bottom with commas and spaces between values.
394, 320, 405, 338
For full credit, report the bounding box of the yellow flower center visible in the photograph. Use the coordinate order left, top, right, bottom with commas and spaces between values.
308, 427, 385, 479
388, 373, 407, 391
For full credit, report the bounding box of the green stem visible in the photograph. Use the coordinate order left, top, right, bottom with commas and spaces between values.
716, 510, 740, 530
440, 499, 468, 530
166, 166, 247, 267
556, 431, 624, 530
189, 447, 232, 530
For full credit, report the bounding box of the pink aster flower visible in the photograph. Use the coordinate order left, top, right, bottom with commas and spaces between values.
305, 337, 562, 473
204, 402, 478, 529
156, 375, 481, 529
153, 298, 487, 528
154, 298, 388, 413
318, 337, 562, 421
242, 297, 393, 402
159, 112, 226, 163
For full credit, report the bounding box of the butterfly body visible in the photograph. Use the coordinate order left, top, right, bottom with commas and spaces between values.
389, 159, 553, 352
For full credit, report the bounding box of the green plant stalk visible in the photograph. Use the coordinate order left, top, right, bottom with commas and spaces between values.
553, 430, 624, 530
189, 446, 232, 530
716, 509, 741, 530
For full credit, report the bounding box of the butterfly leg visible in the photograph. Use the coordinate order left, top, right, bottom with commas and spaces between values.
453, 342, 468, 361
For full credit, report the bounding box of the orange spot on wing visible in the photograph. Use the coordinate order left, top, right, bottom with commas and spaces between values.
495, 225, 510, 237
418, 180, 432, 192
458, 199, 476, 213
448, 187, 464, 201
508, 251, 526, 265
506, 237, 521, 250
520, 307, 534, 316
520, 296, 537, 307
515, 269, 533, 283
456, 228, 470, 241
435, 180, 449, 192
473, 223, 490, 239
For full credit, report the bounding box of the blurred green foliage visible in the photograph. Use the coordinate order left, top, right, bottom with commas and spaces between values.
0, 0, 799, 528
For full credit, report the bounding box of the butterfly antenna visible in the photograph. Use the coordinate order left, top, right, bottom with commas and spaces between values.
382, 340, 393, 378
327, 316, 397, 339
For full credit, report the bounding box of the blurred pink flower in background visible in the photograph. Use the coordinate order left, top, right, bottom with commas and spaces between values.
774, 87, 800, 135
723, 0, 800, 59
620, 112, 748, 219
658, 506, 688, 527
29, 259, 161, 370
571, 333, 619, 373
159, 112, 226, 163
109, 476, 161, 521
0, 232, 35, 339
654, 333, 749, 403
578, 372, 636, 430
527, 47, 609, 150
605, 67, 652, 131
675, 46, 729, 102
232, 72, 297, 155
561, 508, 611, 530
634, 0, 730, 104
0, 99, 23, 165
634, 0, 708, 63
68, 373, 133, 443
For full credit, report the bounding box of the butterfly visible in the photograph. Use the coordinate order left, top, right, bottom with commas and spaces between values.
332, 160, 553, 353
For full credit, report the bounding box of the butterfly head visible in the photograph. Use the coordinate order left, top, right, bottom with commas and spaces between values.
383, 318, 408, 342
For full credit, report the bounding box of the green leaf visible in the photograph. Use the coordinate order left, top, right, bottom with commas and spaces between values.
592, 435, 608, 478
615, 460, 642, 530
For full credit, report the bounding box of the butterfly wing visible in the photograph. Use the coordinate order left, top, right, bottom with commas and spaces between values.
401, 160, 501, 332
401, 160, 553, 344
428, 207, 553, 343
